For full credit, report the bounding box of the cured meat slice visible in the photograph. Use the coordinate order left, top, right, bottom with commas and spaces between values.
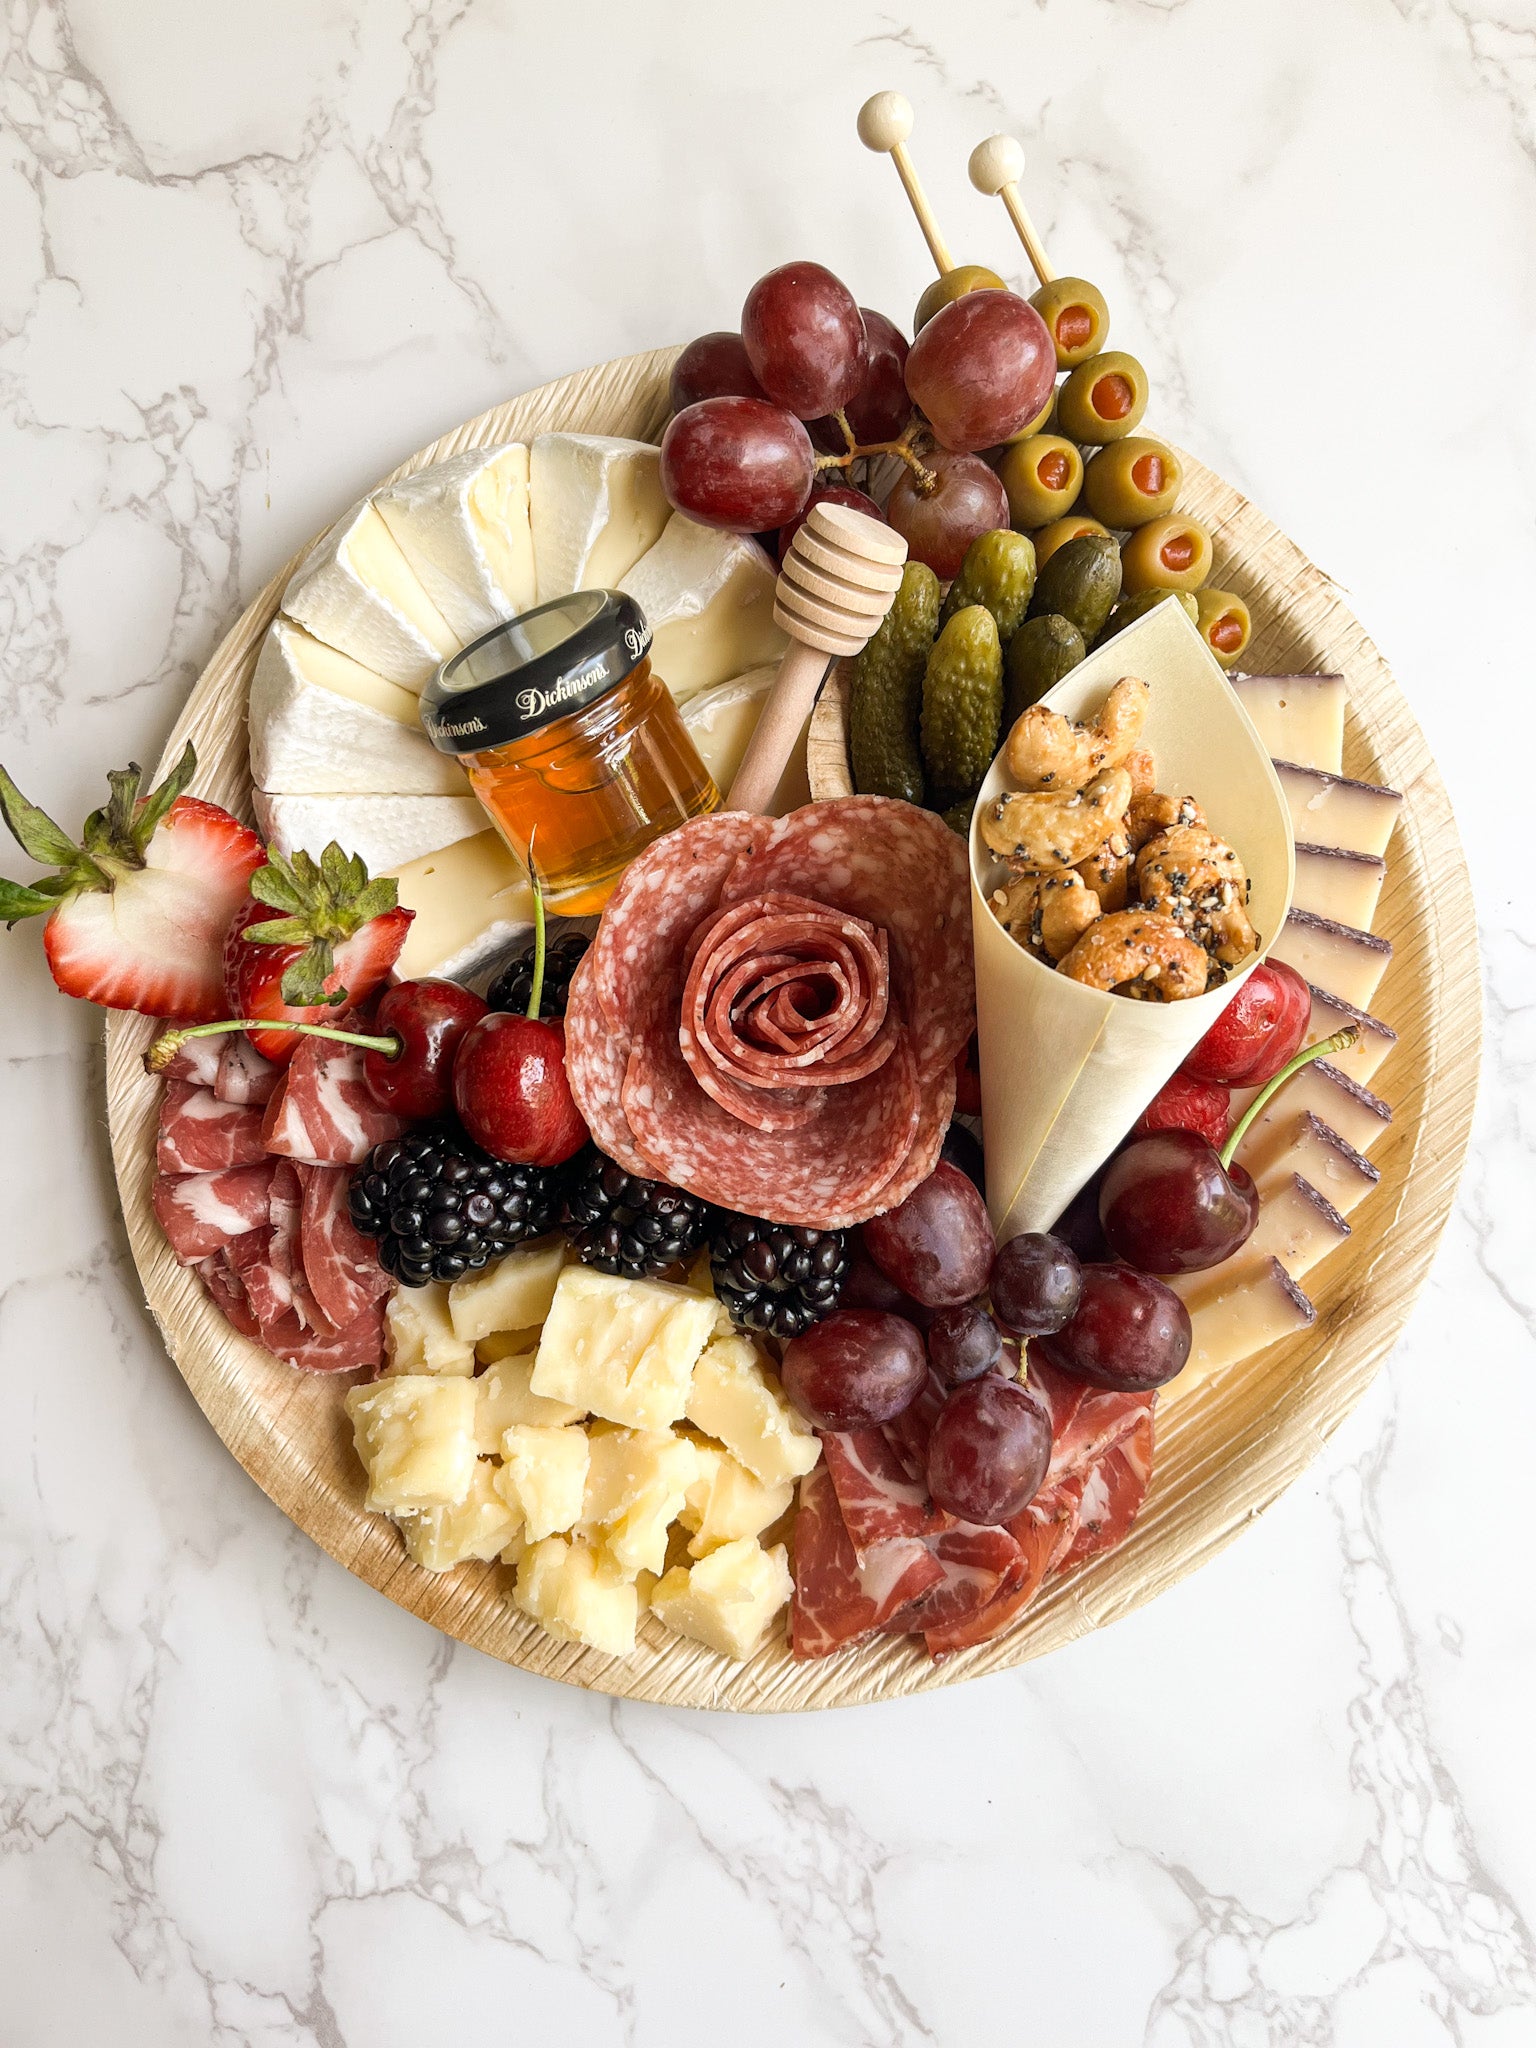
899, 1522, 1022, 1637
561, 953, 651, 1177
298, 1162, 391, 1332
152, 1161, 276, 1264
262, 1016, 408, 1166
820, 1427, 953, 1555
227, 1224, 298, 1332
156, 1026, 223, 1088
718, 797, 972, 1083
789, 1463, 940, 1660
1058, 1412, 1154, 1572
196, 1250, 262, 1340
261, 1294, 386, 1374
924, 1519, 1055, 1659
266, 1160, 329, 1333
156, 1080, 269, 1174
883, 1371, 946, 1483
215, 1034, 281, 1105
1030, 1355, 1153, 1488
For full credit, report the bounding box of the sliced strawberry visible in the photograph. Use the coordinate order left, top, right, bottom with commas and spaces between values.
0, 747, 264, 1021
223, 844, 413, 1066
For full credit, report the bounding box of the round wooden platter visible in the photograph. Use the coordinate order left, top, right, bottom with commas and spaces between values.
104, 350, 1480, 1711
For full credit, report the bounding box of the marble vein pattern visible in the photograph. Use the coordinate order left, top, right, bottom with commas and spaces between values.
1, 0, 1534, 2042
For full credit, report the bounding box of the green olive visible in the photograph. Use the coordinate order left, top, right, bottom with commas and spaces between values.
1120, 515, 1214, 595
1032, 514, 1110, 572
1081, 436, 1182, 528
1194, 587, 1251, 668
1055, 350, 1150, 444
998, 434, 1084, 529
1000, 382, 1057, 447
1028, 276, 1111, 369
914, 264, 1008, 334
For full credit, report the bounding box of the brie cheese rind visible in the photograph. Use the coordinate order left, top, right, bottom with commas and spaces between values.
282, 500, 459, 689
681, 666, 811, 814
618, 516, 787, 702
253, 790, 485, 873
248, 619, 468, 797
385, 828, 534, 985
528, 434, 671, 601
373, 444, 536, 644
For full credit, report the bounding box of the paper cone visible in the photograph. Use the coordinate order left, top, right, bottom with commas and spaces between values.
971, 600, 1296, 1239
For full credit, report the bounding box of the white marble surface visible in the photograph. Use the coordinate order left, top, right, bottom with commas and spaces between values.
2, 1, 1533, 2040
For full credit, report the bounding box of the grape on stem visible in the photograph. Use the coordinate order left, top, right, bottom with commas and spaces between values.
886, 448, 1009, 581
904, 290, 1056, 452
660, 397, 815, 533
669, 332, 766, 413
742, 262, 868, 421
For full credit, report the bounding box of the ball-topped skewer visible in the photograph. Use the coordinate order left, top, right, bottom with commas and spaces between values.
858, 91, 1006, 332
967, 133, 1055, 289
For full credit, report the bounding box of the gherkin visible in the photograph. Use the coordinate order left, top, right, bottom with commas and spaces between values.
939, 528, 1037, 641
1097, 586, 1198, 646
920, 604, 1003, 800
1027, 531, 1122, 642
849, 561, 940, 806
1004, 613, 1085, 722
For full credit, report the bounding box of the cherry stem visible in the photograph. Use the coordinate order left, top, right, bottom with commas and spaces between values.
1218, 1024, 1360, 1170
525, 846, 546, 1021
144, 1016, 400, 1074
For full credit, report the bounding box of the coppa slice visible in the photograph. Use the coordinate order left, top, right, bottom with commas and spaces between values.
820, 1428, 953, 1553
262, 1017, 410, 1166
156, 1080, 269, 1174
151, 1160, 276, 1264
298, 1162, 392, 1332
789, 1463, 941, 1660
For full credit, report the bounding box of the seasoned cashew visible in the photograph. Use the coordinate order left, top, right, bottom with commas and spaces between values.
1136, 822, 1257, 966
1122, 746, 1157, 799
1002, 676, 1151, 793
1057, 911, 1210, 1001
991, 868, 1104, 961
1075, 829, 1132, 913
980, 766, 1134, 873
1127, 790, 1205, 853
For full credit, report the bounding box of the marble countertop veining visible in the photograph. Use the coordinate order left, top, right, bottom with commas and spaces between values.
3, 2, 1534, 2041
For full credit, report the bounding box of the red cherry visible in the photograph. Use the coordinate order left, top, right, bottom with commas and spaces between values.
452, 1012, 588, 1166
1132, 1070, 1231, 1148
1098, 1127, 1260, 1274
1180, 959, 1311, 1087
362, 979, 487, 1119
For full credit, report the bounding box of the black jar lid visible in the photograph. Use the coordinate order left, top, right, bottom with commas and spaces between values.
419, 590, 652, 755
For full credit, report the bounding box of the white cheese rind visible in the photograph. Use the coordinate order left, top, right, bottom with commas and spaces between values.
252, 790, 484, 872
619, 517, 787, 702
373, 444, 536, 643
1231, 673, 1345, 774
282, 500, 459, 688
529, 434, 671, 601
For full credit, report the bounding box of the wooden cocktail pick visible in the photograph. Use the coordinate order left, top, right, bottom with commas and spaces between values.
967, 134, 1056, 289
726, 502, 908, 814
857, 91, 955, 276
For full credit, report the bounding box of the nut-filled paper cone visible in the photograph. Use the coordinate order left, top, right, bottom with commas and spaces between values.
969, 600, 1295, 1240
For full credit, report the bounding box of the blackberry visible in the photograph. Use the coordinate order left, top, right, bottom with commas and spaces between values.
348, 1123, 563, 1288
709, 1213, 848, 1340
563, 1149, 711, 1280
487, 930, 590, 1018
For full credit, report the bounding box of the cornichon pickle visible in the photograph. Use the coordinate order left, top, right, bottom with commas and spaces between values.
940, 798, 976, 837
1120, 514, 1213, 595
1027, 531, 1122, 641
1028, 276, 1110, 369
1081, 436, 1182, 527
849, 561, 940, 804
1098, 587, 1199, 644
998, 434, 1084, 530
1031, 514, 1110, 573
1194, 587, 1251, 668
920, 605, 1003, 798
1055, 350, 1149, 444
939, 528, 1037, 639
1004, 614, 1086, 722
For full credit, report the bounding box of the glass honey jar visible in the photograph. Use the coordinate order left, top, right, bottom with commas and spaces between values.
420, 591, 719, 915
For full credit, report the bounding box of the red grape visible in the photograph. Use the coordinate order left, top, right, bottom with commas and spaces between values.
1132, 1071, 1231, 1148
926, 1376, 1052, 1523
1037, 1264, 1191, 1391
886, 449, 1009, 580
904, 290, 1056, 452
780, 1310, 928, 1431
777, 482, 884, 565
810, 307, 911, 449
670, 332, 766, 412
926, 1301, 1003, 1388
742, 262, 868, 420
1180, 959, 1311, 1086
841, 1243, 933, 1328
861, 1161, 994, 1307
1048, 1171, 1111, 1264
660, 398, 815, 532
990, 1232, 1082, 1336
1098, 1128, 1259, 1274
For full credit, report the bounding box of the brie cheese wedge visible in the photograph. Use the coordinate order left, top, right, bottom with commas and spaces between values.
619, 517, 786, 701
681, 666, 810, 814
253, 790, 485, 873
386, 827, 534, 984
248, 619, 467, 797
373, 444, 536, 644
282, 500, 459, 689
529, 434, 671, 600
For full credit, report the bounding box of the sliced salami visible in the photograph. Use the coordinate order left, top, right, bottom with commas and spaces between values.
156, 1080, 269, 1174
262, 1015, 408, 1165
151, 1161, 276, 1264
561, 953, 651, 1178
215, 1033, 281, 1105
298, 1162, 391, 1332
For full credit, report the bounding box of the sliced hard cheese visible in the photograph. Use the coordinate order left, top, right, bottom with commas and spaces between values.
1293, 844, 1386, 931
1231, 673, 1345, 774
248, 619, 467, 797
529, 434, 670, 601
1174, 1174, 1349, 1310
373, 443, 536, 643
387, 828, 533, 984
1230, 1059, 1391, 1165
1273, 909, 1392, 1014
1306, 984, 1397, 1086
1244, 1110, 1380, 1217
1163, 1259, 1315, 1410
1274, 760, 1402, 859
619, 517, 787, 702
681, 666, 811, 815
253, 790, 483, 872
282, 501, 459, 689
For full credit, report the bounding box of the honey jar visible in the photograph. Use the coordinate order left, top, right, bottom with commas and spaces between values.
420, 592, 719, 914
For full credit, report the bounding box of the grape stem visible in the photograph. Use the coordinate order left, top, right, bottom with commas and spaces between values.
1218, 1024, 1360, 1170
833, 409, 856, 456
144, 1016, 400, 1072
812, 415, 937, 493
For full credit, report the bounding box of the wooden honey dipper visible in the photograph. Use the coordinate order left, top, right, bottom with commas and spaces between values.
725, 501, 908, 814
